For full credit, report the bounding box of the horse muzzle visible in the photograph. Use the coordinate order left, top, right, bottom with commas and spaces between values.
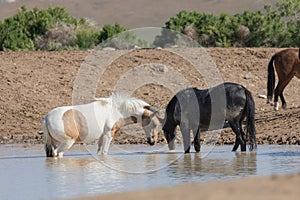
147, 137, 155, 146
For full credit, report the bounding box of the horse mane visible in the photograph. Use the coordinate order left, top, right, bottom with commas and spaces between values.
111, 93, 149, 114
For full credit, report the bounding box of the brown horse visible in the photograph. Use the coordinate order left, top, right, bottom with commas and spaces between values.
267, 48, 300, 110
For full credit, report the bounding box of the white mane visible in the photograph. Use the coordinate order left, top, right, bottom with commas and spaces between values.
110, 93, 149, 115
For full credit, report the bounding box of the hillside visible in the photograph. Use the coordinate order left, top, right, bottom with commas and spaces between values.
0, 0, 277, 28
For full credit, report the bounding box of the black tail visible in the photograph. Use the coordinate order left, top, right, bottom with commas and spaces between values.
244, 89, 257, 151
298, 48, 300, 61
162, 96, 178, 145
267, 55, 276, 101
42, 116, 54, 157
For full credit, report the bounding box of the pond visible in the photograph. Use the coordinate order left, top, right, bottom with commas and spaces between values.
0, 144, 299, 199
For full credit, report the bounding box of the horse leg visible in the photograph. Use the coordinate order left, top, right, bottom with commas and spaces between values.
46, 140, 58, 157
97, 134, 104, 155
229, 121, 246, 152
274, 80, 283, 110
180, 123, 191, 153
274, 75, 293, 110
168, 128, 177, 151
163, 125, 177, 151
232, 135, 240, 152
279, 76, 294, 109
239, 122, 247, 152
279, 93, 286, 109
55, 139, 75, 158
193, 128, 201, 152
99, 131, 113, 155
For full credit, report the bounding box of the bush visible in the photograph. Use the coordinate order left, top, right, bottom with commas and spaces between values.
35, 22, 77, 50
98, 23, 126, 43
0, 6, 130, 50
158, 0, 300, 47
2, 0, 299, 50
0, 6, 79, 51
97, 23, 151, 49
0, 19, 35, 51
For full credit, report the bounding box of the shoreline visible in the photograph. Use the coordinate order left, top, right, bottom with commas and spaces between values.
1, 131, 299, 145
75, 173, 300, 200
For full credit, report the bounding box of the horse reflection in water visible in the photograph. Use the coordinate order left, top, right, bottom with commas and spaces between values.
159, 82, 257, 153
166, 152, 257, 179
39, 93, 160, 157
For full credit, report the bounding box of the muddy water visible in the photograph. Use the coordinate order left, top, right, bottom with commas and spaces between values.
0, 144, 299, 199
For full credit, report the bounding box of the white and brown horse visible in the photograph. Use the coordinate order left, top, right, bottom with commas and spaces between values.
40, 94, 160, 157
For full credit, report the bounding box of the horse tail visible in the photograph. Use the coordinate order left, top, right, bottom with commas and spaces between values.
41, 116, 54, 157
298, 48, 300, 61
162, 95, 180, 148
267, 54, 276, 102
244, 88, 257, 151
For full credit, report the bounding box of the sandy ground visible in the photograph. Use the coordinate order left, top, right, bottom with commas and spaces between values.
74, 173, 300, 200
1, 48, 300, 146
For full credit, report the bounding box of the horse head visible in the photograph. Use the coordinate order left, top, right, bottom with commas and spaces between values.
142, 106, 164, 145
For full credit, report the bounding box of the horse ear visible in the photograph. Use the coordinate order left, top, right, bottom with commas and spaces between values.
144, 106, 165, 124
144, 106, 159, 113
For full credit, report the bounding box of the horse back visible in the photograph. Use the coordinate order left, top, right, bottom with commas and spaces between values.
274, 48, 300, 77
164, 83, 249, 131
196, 83, 248, 127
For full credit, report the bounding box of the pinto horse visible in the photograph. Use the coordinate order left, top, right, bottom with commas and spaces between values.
267, 48, 300, 110
40, 94, 159, 157
162, 82, 256, 153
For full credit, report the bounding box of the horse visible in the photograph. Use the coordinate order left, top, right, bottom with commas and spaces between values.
267, 48, 300, 110
39, 93, 159, 157
161, 82, 256, 153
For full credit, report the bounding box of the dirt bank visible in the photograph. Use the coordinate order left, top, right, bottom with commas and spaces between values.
0, 48, 300, 145
76, 173, 300, 200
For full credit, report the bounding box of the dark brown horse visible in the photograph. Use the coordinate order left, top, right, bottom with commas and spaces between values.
267, 48, 300, 110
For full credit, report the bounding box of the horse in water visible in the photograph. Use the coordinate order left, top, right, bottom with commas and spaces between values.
161, 82, 256, 153
267, 48, 300, 110
39, 94, 159, 157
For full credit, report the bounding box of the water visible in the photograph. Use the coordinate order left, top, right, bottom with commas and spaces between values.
0, 144, 299, 199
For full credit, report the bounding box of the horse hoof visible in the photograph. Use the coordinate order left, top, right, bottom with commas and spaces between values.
194, 147, 201, 152
184, 147, 191, 154
274, 102, 279, 111
282, 104, 287, 109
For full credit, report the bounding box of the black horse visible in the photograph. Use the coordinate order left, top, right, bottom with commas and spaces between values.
162, 82, 256, 153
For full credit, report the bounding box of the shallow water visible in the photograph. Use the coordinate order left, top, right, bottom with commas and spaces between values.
0, 144, 299, 199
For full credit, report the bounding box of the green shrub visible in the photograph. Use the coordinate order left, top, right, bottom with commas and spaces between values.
35, 22, 77, 51
97, 23, 149, 49
75, 20, 100, 49
159, 0, 300, 47
0, 6, 79, 51
98, 23, 126, 43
